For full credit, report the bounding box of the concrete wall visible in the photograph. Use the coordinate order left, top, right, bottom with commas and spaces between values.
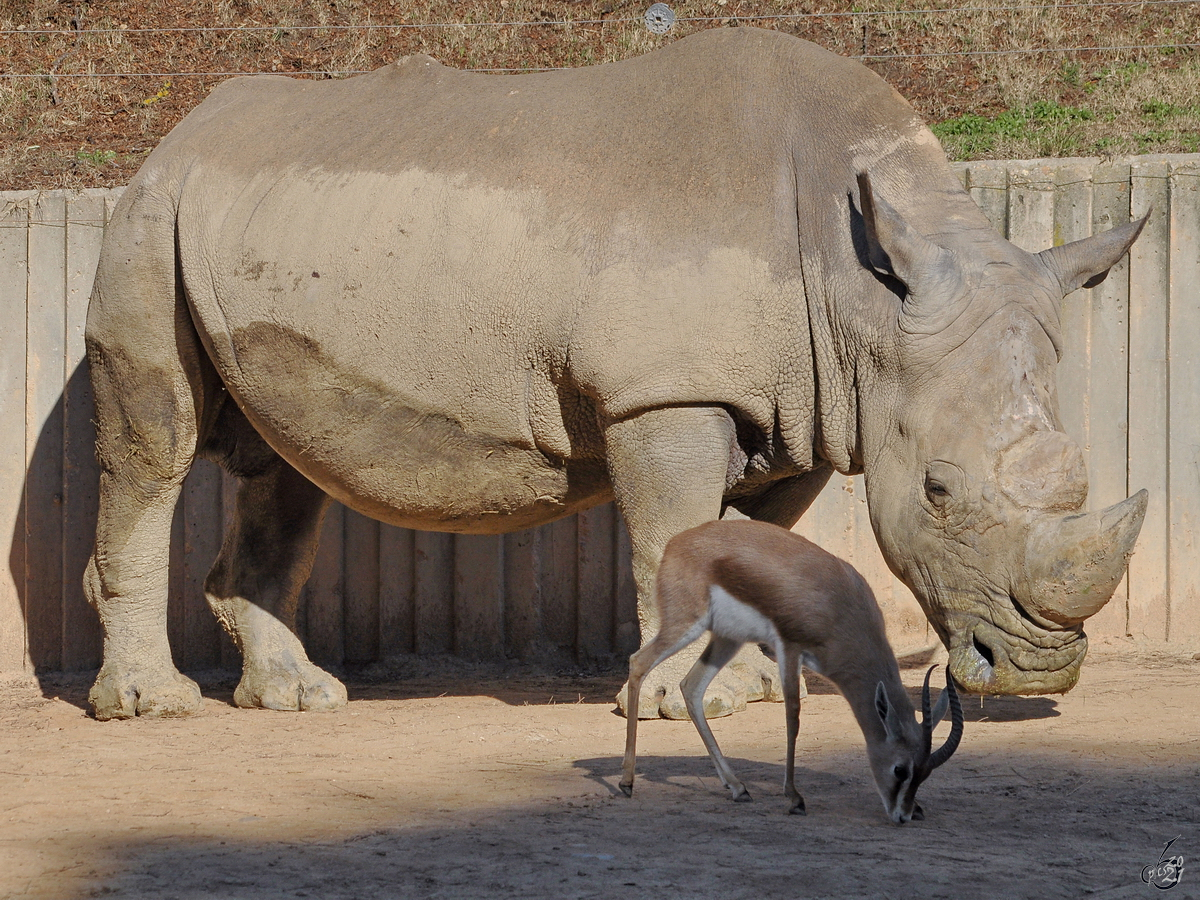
2, 154, 1198, 678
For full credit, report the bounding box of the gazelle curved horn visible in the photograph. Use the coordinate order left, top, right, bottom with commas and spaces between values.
920, 665, 936, 758
927, 668, 964, 772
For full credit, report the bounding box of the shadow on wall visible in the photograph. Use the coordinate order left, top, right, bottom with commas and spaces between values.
9, 361, 641, 704
12, 360, 251, 692
11, 361, 105, 682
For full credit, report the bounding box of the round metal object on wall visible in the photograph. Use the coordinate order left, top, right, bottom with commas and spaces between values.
645, 3, 675, 34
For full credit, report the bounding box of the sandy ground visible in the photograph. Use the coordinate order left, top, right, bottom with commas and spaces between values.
2, 639, 1197, 900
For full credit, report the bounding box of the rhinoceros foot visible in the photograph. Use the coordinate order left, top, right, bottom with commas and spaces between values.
89, 662, 204, 720
616, 643, 792, 720
234, 658, 348, 712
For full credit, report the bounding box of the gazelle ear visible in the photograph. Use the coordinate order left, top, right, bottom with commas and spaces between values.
931, 687, 950, 728
875, 682, 904, 741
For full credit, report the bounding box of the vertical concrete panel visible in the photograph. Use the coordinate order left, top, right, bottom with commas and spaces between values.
856, 475, 926, 648
1052, 163, 1097, 466
60, 194, 105, 671
304, 501, 345, 665
378, 524, 415, 656
1007, 163, 1056, 251
25, 195, 66, 672
413, 530, 454, 654
795, 477, 837, 556
961, 161, 1009, 235
343, 510, 381, 664
539, 517, 578, 659
1167, 163, 1200, 642
1085, 163, 1134, 638
453, 533, 504, 659
796, 478, 857, 600
6, 164, 1200, 673
1126, 162, 1171, 641
576, 503, 616, 662
0, 198, 31, 676
504, 527, 541, 660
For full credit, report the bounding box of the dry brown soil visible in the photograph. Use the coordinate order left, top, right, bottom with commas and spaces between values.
5, 0, 1200, 190
2, 640, 1198, 900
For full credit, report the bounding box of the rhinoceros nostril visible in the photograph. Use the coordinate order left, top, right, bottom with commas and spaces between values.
972, 634, 995, 668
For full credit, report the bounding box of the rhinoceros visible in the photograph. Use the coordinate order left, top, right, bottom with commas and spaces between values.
84, 26, 1147, 721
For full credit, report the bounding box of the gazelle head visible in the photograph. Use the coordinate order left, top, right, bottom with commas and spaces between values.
867, 666, 964, 824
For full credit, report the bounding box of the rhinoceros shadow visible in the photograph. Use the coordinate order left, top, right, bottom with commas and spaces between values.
11, 361, 107, 694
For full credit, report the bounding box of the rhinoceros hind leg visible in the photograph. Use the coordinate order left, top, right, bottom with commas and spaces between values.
202, 428, 346, 712
85, 272, 210, 720
86, 487, 206, 720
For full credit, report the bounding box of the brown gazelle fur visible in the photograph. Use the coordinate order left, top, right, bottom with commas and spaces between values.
620, 519, 963, 823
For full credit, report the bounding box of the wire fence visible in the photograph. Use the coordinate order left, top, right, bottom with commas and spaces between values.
2, 0, 1197, 34
4, 0, 1198, 180
3, 0, 1197, 78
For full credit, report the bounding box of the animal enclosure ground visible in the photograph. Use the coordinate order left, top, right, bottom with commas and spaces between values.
1, 641, 1197, 900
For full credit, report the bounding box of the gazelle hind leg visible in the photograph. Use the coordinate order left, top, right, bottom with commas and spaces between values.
620, 622, 707, 797
780, 646, 806, 814
681, 635, 750, 801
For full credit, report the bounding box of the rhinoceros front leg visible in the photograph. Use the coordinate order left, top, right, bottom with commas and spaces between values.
606, 405, 763, 720
204, 459, 347, 712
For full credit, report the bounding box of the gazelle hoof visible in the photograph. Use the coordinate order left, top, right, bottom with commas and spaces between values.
731, 787, 753, 802
619, 781, 633, 798
788, 798, 807, 815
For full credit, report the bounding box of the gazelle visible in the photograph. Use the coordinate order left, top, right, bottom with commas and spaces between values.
620, 519, 964, 823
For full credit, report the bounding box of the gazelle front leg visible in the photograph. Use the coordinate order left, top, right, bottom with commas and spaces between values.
780, 645, 806, 814
620, 620, 707, 797
681, 635, 752, 801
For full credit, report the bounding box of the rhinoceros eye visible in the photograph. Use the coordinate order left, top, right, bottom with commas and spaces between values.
924, 461, 963, 508
925, 476, 950, 504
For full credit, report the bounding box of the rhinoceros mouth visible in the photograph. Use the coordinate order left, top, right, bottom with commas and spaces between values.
944, 595, 1088, 695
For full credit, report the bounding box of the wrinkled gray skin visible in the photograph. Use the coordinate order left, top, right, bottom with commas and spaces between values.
84, 28, 1147, 721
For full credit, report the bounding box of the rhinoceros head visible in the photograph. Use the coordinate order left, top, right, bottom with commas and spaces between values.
854, 174, 1147, 695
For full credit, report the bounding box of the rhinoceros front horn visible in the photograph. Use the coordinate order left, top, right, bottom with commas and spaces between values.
1020, 490, 1149, 626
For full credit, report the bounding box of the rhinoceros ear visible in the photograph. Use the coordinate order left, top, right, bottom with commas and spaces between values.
858, 172, 966, 326
1037, 213, 1149, 294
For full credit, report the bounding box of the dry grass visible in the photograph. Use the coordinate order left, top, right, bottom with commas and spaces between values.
2, 0, 1197, 189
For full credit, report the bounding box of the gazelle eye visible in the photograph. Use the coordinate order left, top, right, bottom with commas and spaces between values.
893, 765, 910, 781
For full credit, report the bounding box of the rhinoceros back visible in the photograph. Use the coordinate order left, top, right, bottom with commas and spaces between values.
121, 27, 959, 529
